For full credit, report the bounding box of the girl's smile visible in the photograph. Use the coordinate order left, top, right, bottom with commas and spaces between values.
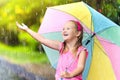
63, 34, 68, 36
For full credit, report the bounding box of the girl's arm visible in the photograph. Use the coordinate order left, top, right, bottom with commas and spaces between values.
16, 22, 61, 50
61, 50, 87, 78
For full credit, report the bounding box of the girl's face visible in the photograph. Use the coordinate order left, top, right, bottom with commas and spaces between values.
62, 21, 81, 42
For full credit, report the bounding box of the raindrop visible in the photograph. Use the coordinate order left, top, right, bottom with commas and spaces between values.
24, 6, 27, 11
119, 6, 120, 9
0, 17, 2, 21
27, 0, 31, 3
36, 12, 38, 16
1, 28, 5, 35
41, 1, 44, 6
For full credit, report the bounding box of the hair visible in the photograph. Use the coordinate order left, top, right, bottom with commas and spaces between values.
60, 20, 83, 53
70, 20, 83, 51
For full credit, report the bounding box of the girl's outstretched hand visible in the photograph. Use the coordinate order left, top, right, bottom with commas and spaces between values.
16, 22, 28, 31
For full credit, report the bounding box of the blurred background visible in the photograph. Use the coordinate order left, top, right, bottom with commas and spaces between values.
0, 0, 120, 80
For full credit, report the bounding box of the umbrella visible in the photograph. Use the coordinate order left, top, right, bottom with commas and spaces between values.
38, 1, 120, 80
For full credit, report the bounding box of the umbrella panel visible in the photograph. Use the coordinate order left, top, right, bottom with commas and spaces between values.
87, 37, 116, 80
41, 32, 63, 68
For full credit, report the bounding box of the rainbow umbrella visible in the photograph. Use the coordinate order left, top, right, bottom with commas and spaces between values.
38, 1, 120, 80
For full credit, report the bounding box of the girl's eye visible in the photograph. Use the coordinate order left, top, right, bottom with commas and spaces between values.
62, 27, 70, 31
67, 28, 70, 30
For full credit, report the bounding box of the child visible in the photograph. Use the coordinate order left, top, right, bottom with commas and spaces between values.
16, 20, 88, 80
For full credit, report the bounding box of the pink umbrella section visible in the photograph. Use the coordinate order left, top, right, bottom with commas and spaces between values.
38, 8, 91, 34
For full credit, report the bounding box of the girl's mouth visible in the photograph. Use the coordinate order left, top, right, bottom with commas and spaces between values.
64, 34, 68, 36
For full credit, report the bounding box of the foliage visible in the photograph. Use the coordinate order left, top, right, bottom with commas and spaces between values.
101, 0, 119, 24
0, 42, 49, 64
82, 0, 120, 25
0, 0, 73, 47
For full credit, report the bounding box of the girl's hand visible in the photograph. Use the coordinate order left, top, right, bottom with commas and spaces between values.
16, 22, 28, 31
60, 71, 72, 78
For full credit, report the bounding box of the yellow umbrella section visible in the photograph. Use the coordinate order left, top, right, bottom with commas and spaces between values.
50, 1, 93, 32
51, 1, 116, 80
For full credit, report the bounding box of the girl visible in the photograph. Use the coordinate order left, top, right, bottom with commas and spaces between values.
16, 20, 88, 80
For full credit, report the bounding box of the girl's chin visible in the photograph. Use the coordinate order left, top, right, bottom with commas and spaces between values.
63, 38, 68, 41
63, 39, 70, 42
63, 37, 72, 42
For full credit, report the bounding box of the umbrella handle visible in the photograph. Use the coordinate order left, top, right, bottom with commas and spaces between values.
85, 40, 90, 45
91, 33, 96, 38
85, 33, 96, 45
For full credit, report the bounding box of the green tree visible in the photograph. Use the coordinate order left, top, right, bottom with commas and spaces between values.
0, 0, 73, 51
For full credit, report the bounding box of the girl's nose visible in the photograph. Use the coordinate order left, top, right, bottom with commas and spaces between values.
62, 30, 67, 34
